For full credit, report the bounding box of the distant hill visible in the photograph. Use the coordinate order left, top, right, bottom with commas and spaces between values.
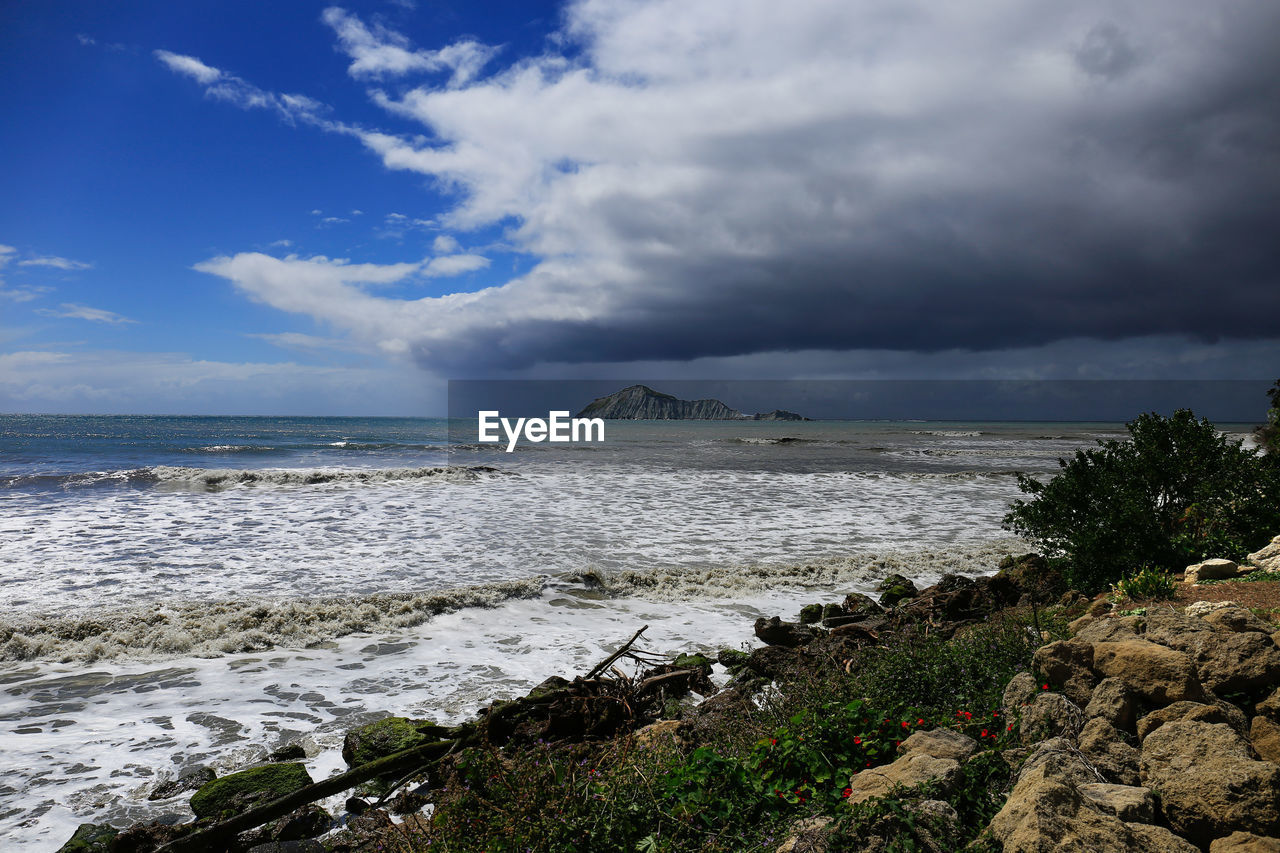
576, 385, 808, 420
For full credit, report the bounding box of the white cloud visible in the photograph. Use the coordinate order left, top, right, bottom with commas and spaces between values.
321, 7, 496, 85
0, 285, 52, 303
424, 253, 489, 277
247, 331, 375, 354
154, 49, 222, 84
37, 303, 137, 324
154, 50, 326, 126
0, 245, 17, 267
432, 234, 460, 253
18, 256, 92, 271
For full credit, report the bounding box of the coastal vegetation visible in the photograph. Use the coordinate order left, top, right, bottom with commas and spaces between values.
1003, 407, 1280, 594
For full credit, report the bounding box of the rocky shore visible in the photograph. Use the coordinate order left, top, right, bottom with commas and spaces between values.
56, 535, 1280, 853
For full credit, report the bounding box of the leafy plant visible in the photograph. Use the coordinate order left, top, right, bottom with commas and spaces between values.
1004, 409, 1280, 593
1111, 565, 1176, 601
1257, 379, 1280, 454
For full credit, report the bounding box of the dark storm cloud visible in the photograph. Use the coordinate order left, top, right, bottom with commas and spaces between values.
200, 0, 1280, 373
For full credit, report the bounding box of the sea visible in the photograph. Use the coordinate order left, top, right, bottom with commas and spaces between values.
0, 413, 1245, 849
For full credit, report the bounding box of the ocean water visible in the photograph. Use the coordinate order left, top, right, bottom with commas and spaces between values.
0, 414, 1162, 848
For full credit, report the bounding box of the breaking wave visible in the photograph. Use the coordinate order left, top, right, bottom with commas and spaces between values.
910, 430, 983, 437
148, 465, 503, 490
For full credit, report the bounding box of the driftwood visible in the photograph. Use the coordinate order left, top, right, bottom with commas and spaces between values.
155, 627, 675, 852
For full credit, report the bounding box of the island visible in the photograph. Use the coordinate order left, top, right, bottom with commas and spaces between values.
575, 384, 809, 420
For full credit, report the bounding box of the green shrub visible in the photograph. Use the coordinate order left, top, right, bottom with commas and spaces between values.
1111, 565, 1177, 601
1258, 379, 1280, 454
1003, 409, 1280, 593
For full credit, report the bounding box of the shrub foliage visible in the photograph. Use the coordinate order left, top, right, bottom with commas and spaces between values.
1003, 409, 1280, 593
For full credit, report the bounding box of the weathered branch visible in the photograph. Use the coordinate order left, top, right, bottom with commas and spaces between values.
584, 625, 649, 679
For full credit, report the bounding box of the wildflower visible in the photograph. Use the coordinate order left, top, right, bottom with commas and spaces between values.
770, 738, 777, 745
901, 720, 909, 729
981, 729, 989, 738
1042, 684, 1049, 690
853, 736, 862, 745
916, 718, 924, 725
841, 787, 853, 799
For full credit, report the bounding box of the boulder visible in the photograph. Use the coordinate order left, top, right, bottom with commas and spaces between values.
1202, 606, 1275, 634
1077, 717, 1140, 786
1258, 688, 1280, 722
1019, 692, 1085, 744
1091, 640, 1205, 706
774, 816, 832, 853
1194, 630, 1280, 700
633, 719, 684, 750
897, 728, 979, 763
1003, 671, 1040, 712
1140, 720, 1280, 846
1034, 639, 1097, 707
798, 604, 823, 625
1074, 616, 1144, 643
56, 824, 119, 853
189, 763, 314, 819
1211, 832, 1280, 852
1250, 716, 1280, 763
1185, 558, 1240, 584
845, 752, 961, 804
716, 647, 751, 672
148, 766, 216, 801
753, 616, 821, 647
1186, 600, 1239, 618
1142, 607, 1216, 655
1078, 783, 1157, 823
1137, 701, 1241, 742
1016, 738, 1098, 788
1084, 677, 1138, 732
988, 758, 1196, 853
842, 592, 883, 619
341, 716, 448, 767
1246, 535, 1280, 572
876, 574, 919, 608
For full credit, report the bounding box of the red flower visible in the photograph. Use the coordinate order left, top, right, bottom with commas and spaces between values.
916, 718, 924, 725
854, 736, 862, 744
841, 787, 853, 799
1007, 724, 1014, 732
770, 738, 777, 745
901, 720, 909, 728
981, 729, 989, 738
1042, 684, 1049, 690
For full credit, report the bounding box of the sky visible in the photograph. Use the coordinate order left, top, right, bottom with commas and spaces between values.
1, 0, 1278, 416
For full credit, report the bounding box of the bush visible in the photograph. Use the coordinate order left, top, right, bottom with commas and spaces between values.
1111, 565, 1177, 601
1259, 379, 1280, 454
1003, 409, 1280, 593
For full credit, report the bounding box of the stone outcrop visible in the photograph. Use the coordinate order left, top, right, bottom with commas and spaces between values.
845, 752, 962, 804
1091, 640, 1205, 705
1246, 535, 1280, 572
188, 763, 314, 820
1211, 832, 1280, 852
1140, 720, 1280, 846
1185, 558, 1240, 584
576, 384, 809, 420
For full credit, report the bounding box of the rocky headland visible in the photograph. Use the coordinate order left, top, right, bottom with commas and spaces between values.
55, 535, 1280, 853
577, 385, 808, 420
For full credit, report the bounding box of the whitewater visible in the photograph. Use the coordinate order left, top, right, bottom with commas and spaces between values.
0, 414, 1153, 849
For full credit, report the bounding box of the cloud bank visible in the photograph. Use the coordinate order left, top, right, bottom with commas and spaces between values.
181, 0, 1279, 375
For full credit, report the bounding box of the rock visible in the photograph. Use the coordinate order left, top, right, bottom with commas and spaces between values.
341, 716, 448, 767
996, 553, 1064, 600
1202, 606, 1274, 634
1137, 701, 1240, 741
269, 743, 307, 762
1019, 692, 1085, 744
743, 644, 801, 679
1033, 639, 1097, 707
240, 805, 333, 845
633, 719, 684, 749
56, 824, 118, 853
842, 592, 883, 618
1003, 671, 1040, 712
1078, 717, 1140, 786
1017, 738, 1098, 788
1085, 677, 1138, 732
897, 728, 979, 762
753, 616, 821, 647
988, 757, 1196, 853
798, 604, 823, 624
1091, 640, 1205, 705
876, 573, 919, 607
189, 763, 313, 819
1140, 720, 1280, 846
1187, 600, 1239, 618
845, 752, 961, 804
148, 766, 216, 801
1079, 783, 1157, 823
1185, 558, 1240, 584
1258, 688, 1280, 722
1068, 614, 1095, 635
1074, 615, 1144, 643
1247, 535, 1280, 572
1250, 716, 1280, 763
245, 842, 327, 853
1211, 832, 1280, 852
672, 652, 713, 671
716, 647, 751, 672
1197, 630, 1280, 700
774, 816, 832, 853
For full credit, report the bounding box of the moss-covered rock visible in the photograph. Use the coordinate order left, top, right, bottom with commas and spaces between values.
798, 603, 823, 624
341, 716, 449, 767
56, 823, 118, 853
717, 648, 751, 672
876, 574, 919, 607
189, 762, 313, 819
673, 652, 713, 671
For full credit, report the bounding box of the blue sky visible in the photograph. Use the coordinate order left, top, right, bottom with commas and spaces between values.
2, 1, 1278, 415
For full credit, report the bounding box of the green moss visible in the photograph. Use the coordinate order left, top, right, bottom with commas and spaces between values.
673, 652, 713, 671
189, 763, 312, 819
56, 823, 118, 853
798, 603, 823, 624
341, 716, 446, 767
